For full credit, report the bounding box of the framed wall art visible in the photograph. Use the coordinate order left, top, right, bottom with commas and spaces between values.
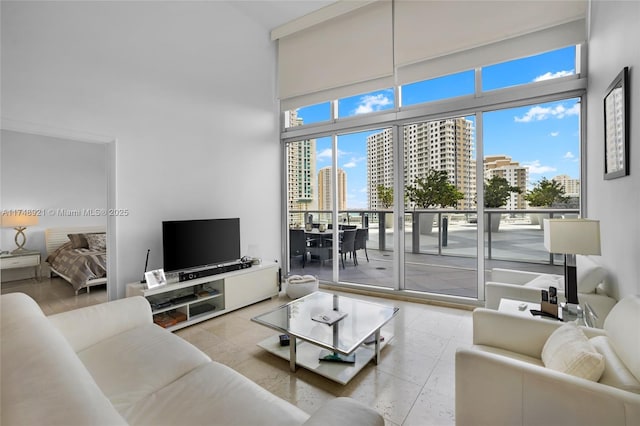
603, 66, 629, 180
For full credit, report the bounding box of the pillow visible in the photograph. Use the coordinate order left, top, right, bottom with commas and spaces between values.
68, 233, 89, 249
524, 274, 563, 290
576, 256, 606, 294
541, 323, 605, 381
590, 336, 640, 393
85, 233, 107, 251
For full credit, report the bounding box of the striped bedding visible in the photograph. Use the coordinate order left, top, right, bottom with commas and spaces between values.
46, 242, 107, 291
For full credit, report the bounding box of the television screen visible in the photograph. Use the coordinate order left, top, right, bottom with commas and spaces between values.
162, 218, 241, 272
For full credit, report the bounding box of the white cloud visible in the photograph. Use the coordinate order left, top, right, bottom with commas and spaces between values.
533, 70, 574, 82
317, 148, 332, 160
550, 131, 559, 137
359, 186, 368, 193
354, 94, 392, 115
523, 160, 557, 174
342, 156, 366, 169
564, 152, 575, 159
514, 103, 579, 123
317, 148, 350, 162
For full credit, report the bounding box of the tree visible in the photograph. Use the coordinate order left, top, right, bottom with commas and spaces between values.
484, 176, 522, 208
524, 178, 566, 207
405, 169, 464, 209
376, 185, 393, 209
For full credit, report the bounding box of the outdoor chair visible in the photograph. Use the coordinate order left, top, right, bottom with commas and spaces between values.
354, 228, 369, 264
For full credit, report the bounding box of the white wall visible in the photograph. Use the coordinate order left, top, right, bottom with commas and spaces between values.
0, 130, 107, 280
587, 1, 640, 298
1, 2, 281, 297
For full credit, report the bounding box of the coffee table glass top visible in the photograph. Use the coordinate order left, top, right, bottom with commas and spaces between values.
251, 291, 399, 355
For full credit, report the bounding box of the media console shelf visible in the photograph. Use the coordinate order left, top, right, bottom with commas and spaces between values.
126, 261, 279, 331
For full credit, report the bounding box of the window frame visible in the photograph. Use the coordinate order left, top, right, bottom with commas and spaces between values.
280, 44, 588, 306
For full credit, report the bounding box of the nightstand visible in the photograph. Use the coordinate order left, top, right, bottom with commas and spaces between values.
0, 250, 41, 281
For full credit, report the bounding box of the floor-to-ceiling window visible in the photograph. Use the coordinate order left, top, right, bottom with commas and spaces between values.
483, 98, 581, 266
283, 45, 583, 304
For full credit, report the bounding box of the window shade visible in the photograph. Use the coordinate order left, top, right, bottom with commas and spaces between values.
275, 0, 587, 109
394, 0, 587, 85
277, 0, 393, 110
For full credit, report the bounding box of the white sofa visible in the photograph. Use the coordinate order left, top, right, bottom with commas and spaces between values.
456, 295, 640, 426
486, 255, 617, 327
1, 293, 384, 426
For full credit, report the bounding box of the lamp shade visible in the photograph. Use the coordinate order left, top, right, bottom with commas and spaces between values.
543, 219, 601, 255
1, 213, 39, 228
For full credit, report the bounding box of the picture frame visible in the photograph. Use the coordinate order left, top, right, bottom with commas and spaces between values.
145, 268, 167, 289
603, 66, 630, 180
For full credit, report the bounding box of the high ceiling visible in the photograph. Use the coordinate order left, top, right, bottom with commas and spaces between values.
228, 0, 336, 31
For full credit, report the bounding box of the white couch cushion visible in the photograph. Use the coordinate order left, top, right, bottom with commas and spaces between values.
576, 255, 606, 293
590, 336, 640, 393
541, 323, 605, 381
123, 362, 310, 426
604, 295, 640, 383
1, 293, 127, 426
77, 323, 211, 414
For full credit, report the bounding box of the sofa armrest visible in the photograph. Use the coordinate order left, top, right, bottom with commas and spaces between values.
302, 397, 384, 426
473, 308, 606, 357
456, 348, 640, 426
48, 296, 152, 352
473, 308, 564, 358
485, 281, 552, 309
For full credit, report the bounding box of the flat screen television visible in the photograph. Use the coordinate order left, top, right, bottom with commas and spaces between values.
162, 218, 241, 272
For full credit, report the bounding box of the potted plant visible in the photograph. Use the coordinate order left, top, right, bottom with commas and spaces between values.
376, 184, 394, 229
483, 175, 521, 232
405, 169, 463, 234
524, 178, 566, 228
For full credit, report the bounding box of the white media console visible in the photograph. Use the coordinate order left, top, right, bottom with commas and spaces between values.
126, 261, 280, 331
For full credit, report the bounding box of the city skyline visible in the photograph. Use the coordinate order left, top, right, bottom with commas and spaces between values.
288, 46, 580, 209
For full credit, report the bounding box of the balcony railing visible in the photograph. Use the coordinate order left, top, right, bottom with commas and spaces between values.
289, 208, 579, 266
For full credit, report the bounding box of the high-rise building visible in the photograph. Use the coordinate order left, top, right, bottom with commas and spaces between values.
367, 118, 476, 209
286, 110, 317, 224
484, 155, 528, 209
367, 129, 394, 210
553, 174, 580, 197
318, 167, 347, 211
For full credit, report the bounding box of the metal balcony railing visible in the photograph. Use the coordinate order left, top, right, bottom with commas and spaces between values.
289, 208, 579, 266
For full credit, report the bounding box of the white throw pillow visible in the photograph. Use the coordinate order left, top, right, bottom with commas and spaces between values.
576, 256, 606, 294
524, 274, 563, 290
541, 323, 605, 382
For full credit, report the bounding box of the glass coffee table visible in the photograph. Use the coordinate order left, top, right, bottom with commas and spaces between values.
251, 291, 399, 384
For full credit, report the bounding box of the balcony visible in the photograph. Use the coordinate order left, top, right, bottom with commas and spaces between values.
289, 209, 571, 299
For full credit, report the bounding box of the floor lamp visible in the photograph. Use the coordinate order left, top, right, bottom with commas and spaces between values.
543, 218, 601, 319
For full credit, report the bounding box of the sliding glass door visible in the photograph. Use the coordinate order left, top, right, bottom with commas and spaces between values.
402, 116, 478, 298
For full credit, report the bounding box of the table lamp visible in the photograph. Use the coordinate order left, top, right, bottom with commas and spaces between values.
543, 218, 601, 318
1, 213, 39, 253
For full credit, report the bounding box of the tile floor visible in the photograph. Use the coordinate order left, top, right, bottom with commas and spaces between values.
1, 276, 474, 426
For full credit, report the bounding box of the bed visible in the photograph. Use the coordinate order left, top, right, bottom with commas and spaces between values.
45, 226, 107, 295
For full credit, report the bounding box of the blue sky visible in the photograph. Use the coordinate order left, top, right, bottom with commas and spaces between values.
295, 47, 579, 209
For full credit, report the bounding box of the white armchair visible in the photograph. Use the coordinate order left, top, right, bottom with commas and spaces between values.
486, 255, 617, 327
455, 295, 640, 426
